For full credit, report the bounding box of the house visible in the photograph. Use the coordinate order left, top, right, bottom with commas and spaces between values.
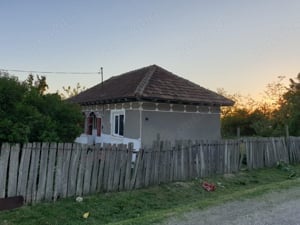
69, 65, 234, 148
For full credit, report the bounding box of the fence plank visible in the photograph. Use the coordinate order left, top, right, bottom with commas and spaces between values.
97, 147, 105, 191
124, 144, 133, 190
103, 145, 112, 191
26, 143, 41, 203
112, 146, 122, 191
83, 148, 95, 195
131, 150, 142, 189
36, 143, 49, 201
90, 145, 101, 193
144, 149, 152, 186
76, 146, 88, 196
118, 145, 127, 190
0, 144, 10, 198
45, 143, 57, 201
107, 145, 117, 192
62, 143, 72, 198
7, 144, 20, 197
68, 144, 81, 197
54, 143, 64, 201
17, 143, 32, 199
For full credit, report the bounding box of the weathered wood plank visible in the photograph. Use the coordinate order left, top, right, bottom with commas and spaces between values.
199, 143, 205, 178
118, 144, 127, 190
107, 145, 117, 192
26, 143, 41, 203
17, 143, 32, 199
144, 149, 152, 186
130, 149, 142, 189
67, 144, 81, 197
54, 143, 64, 201
61, 143, 72, 198
97, 147, 106, 192
138, 149, 146, 188
7, 144, 20, 197
124, 144, 133, 190
45, 143, 57, 200
102, 144, 112, 191
0, 144, 10, 198
76, 146, 87, 196
83, 147, 95, 195
112, 146, 122, 191
90, 145, 100, 193
36, 143, 49, 201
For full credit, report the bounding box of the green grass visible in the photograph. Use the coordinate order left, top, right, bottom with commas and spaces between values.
1, 164, 300, 225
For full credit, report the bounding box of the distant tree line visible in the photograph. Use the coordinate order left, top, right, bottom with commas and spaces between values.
221, 73, 300, 137
0, 72, 83, 143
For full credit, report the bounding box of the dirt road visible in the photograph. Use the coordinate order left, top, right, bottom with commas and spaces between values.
163, 187, 300, 225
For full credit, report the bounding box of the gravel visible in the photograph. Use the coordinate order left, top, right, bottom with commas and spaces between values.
163, 187, 300, 225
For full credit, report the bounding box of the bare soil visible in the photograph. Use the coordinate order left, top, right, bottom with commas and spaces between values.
164, 186, 300, 225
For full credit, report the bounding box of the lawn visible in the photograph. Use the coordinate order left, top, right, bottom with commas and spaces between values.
1, 163, 300, 225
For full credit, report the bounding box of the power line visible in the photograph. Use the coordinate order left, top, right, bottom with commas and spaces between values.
0, 68, 99, 75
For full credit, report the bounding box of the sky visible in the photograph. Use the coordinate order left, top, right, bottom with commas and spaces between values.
0, 0, 299, 99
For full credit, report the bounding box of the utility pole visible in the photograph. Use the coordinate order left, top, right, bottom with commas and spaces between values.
100, 67, 104, 113
100, 67, 103, 85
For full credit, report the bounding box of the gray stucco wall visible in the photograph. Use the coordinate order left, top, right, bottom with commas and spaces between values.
102, 110, 111, 134
124, 110, 140, 139
141, 111, 221, 147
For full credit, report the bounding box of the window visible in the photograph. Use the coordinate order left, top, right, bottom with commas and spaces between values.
112, 111, 125, 136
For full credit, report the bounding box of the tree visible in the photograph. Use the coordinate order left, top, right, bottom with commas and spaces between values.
280, 73, 300, 136
0, 72, 83, 143
59, 83, 86, 99
218, 76, 291, 137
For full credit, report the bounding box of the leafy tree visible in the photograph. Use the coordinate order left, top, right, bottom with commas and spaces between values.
219, 76, 291, 138
280, 73, 300, 136
59, 83, 86, 99
0, 72, 83, 143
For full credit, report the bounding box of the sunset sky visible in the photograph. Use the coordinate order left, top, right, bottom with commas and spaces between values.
0, 0, 299, 99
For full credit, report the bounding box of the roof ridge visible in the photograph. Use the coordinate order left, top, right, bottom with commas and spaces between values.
134, 65, 156, 97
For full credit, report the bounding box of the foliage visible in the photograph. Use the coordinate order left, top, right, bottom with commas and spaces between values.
0, 166, 300, 225
59, 83, 86, 99
0, 72, 83, 143
281, 73, 300, 136
220, 75, 299, 137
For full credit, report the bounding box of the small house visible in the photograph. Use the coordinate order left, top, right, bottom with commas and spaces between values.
69, 65, 234, 148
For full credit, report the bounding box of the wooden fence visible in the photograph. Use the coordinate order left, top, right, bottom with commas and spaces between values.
0, 137, 299, 203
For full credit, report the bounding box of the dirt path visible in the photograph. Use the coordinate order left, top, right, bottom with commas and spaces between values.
163, 186, 300, 225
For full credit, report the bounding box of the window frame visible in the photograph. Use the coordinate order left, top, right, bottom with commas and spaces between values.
111, 110, 125, 137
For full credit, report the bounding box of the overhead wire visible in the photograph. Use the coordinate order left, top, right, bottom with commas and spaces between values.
0, 68, 99, 75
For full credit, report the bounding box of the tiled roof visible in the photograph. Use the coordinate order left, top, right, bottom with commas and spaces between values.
69, 65, 234, 106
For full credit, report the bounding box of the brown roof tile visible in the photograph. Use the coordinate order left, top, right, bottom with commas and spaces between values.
69, 65, 234, 106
